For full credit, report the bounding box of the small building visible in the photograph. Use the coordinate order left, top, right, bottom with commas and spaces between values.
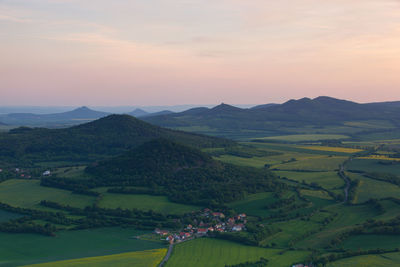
228, 218, 235, 224
43, 170, 51, 176
155, 229, 169, 236
197, 228, 208, 235
232, 224, 244, 232
0, 168, 3, 172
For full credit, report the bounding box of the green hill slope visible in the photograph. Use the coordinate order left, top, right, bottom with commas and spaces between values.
84, 139, 279, 205
0, 115, 233, 166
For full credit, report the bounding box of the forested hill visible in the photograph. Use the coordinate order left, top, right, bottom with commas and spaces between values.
0, 114, 233, 165
85, 138, 279, 205
143, 96, 400, 131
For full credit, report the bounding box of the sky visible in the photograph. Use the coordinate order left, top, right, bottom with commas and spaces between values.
1, 0, 400, 106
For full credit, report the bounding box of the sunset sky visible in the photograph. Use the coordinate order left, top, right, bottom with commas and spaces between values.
1, 0, 400, 106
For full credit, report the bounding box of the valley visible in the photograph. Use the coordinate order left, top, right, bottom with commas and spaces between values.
1, 100, 400, 267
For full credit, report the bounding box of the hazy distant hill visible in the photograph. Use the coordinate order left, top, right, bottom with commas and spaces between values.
127, 108, 149, 117
0, 106, 110, 126
0, 114, 233, 165
141, 110, 174, 117
143, 96, 400, 138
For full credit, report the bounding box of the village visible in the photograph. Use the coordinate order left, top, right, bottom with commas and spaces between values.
154, 208, 247, 244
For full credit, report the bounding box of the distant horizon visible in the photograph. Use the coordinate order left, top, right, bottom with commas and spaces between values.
1, 95, 400, 115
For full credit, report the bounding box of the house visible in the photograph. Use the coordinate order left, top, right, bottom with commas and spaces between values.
239, 213, 247, 218
207, 227, 214, 232
0, 168, 3, 172
154, 229, 169, 236
43, 170, 51, 176
227, 218, 235, 224
197, 228, 208, 235
232, 224, 244, 232
186, 224, 193, 230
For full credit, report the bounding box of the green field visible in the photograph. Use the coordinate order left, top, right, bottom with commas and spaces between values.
347, 173, 400, 203
52, 166, 88, 179
0, 179, 95, 209
275, 171, 344, 190
254, 134, 349, 142
165, 238, 309, 267
303, 204, 382, 248
342, 235, 400, 250
228, 192, 278, 217
272, 156, 346, 171
98, 192, 200, 215
327, 252, 400, 267
216, 152, 322, 169
347, 159, 400, 176
0, 228, 166, 267
24, 248, 167, 267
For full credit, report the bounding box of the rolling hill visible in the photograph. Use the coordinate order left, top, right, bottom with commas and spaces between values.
143, 96, 400, 139
0, 114, 233, 166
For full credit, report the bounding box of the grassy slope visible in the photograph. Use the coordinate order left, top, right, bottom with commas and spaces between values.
165, 238, 309, 267
0, 228, 165, 267
254, 134, 349, 142
347, 159, 400, 176
327, 252, 400, 267
98, 192, 200, 215
342, 235, 400, 250
23, 248, 167, 267
347, 173, 400, 203
0, 179, 95, 209
275, 171, 344, 190
272, 156, 346, 171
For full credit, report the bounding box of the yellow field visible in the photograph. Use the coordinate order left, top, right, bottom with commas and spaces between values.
24, 248, 167, 267
298, 146, 362, 153
359, 155, 400, 161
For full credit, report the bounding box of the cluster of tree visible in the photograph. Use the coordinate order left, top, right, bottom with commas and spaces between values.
225, 257, 268, 267
264, 196, 295, 209
207, 145, 281, 158
83, 139, 282, 205
107, 187, 163, 196
347, 179, 360, 203
365, 198, 386, 214
0, 218, 56, 236
39, 201, 180, 230
40, 177, 101, 196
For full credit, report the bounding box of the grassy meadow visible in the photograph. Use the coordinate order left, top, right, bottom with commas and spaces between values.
253, 134, 349, 142
0, 179, 96, 210
326, 252, 400, 267
98, 192, 200, 215
165, 238, 309, 267
24, 248, 167, 267
0, 228, 166, 267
